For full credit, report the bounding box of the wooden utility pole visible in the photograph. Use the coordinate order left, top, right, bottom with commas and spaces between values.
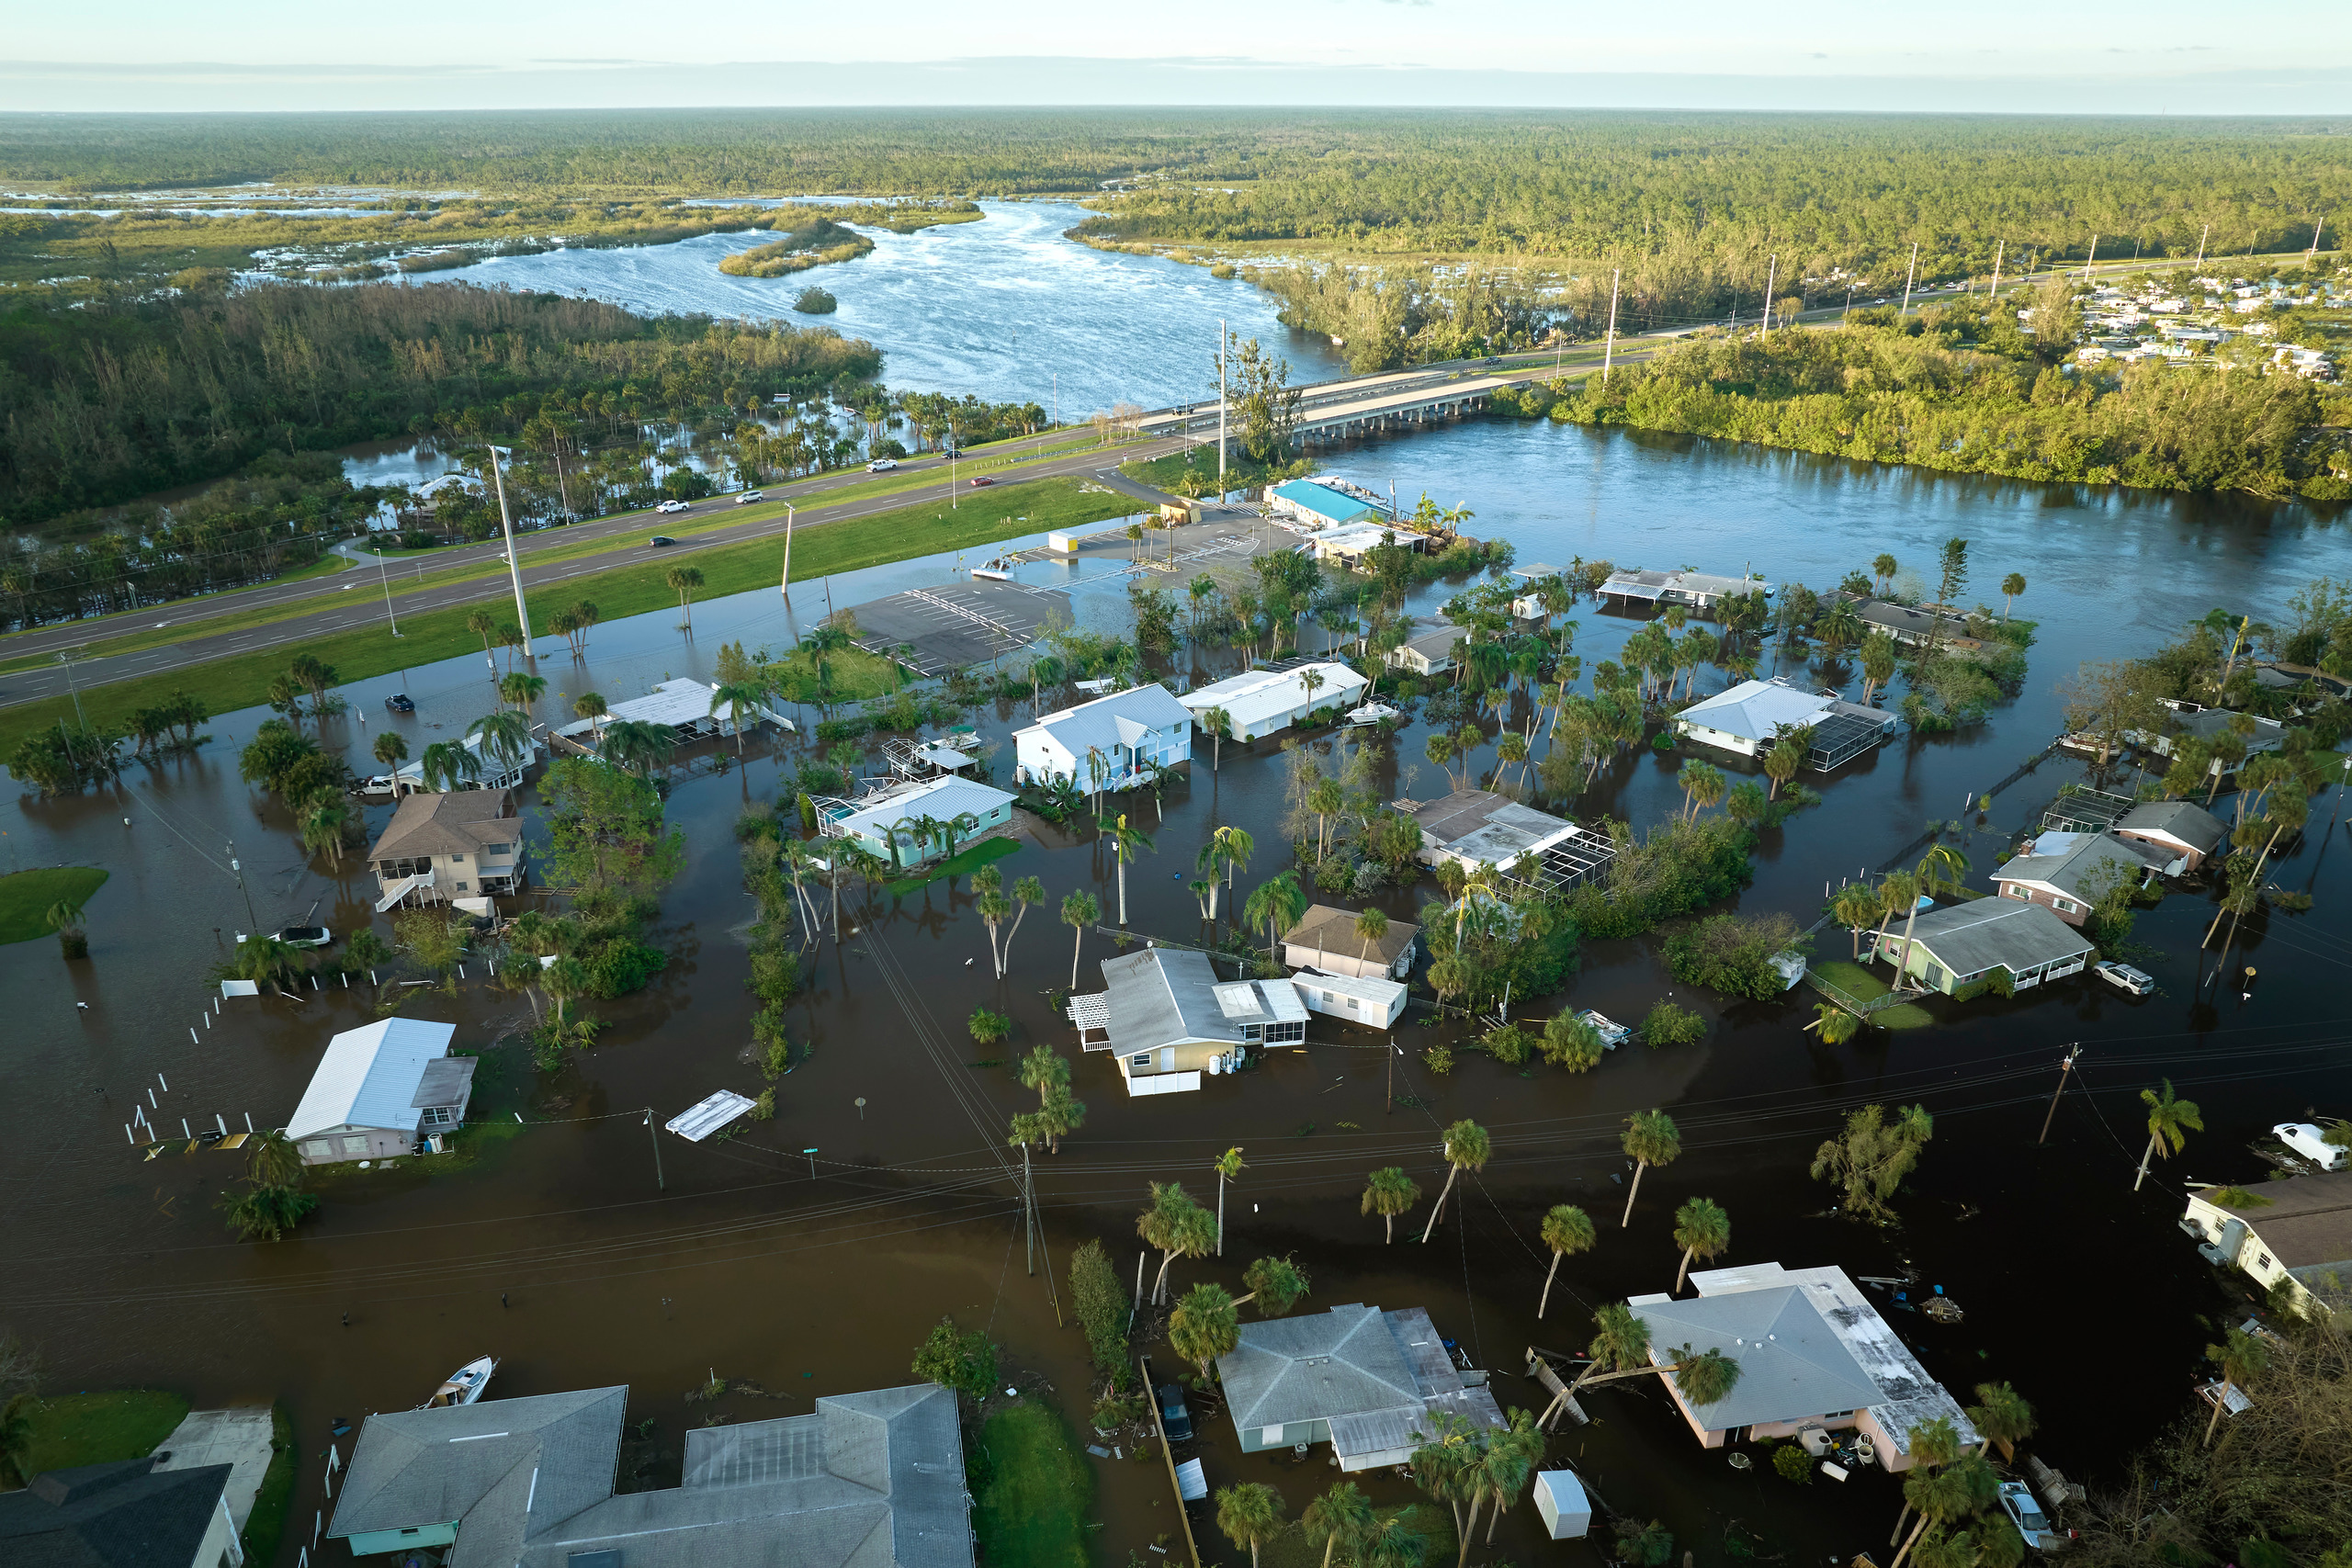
1986, 241, 2005, 310
1216, 320, 1227, 499
1901, 242, 1918, 315
1601, 270, 1622, 388
2038, 1043, 2082, 1145
2083, 234, 2098, 281
1023, 1142, 1035, 1276
1760, 254, 1778, 338
2196, 223, 2211, 267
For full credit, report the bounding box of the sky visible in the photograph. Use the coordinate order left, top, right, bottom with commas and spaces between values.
6, 0, 2349, 114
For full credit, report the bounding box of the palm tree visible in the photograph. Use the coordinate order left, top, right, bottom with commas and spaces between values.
1233, 1255, 1311, 1315
2203, 1325, 2269, 1446
466, 607, 500, 668
300, 796, 350, 868
572, 691, 608, 738
1242, 871, 1308, 968
1215, 1481, 1286, 1568
1420, 1119, 1492, 1243
600, 718, 676, 778
1361, 1515, 1428, 1568
1620, 1110, 1682, 1227
1304, 1482, 1377, 1568
1831, 883, 1881, 960
976, 869, 1014, 976
1362, 1166, 1420, 1243
44, 895, 89, 957
0, 1391, 35, 1490
1061, 889, 1101, 988
1872, 552, 1898, 594
467, 709, 532, 774
498, 671, 548, 711
1476, 1407, 1544, 1547
1887, 1416, 1964, 1546
1202, 706, 1233, 770
1888, 1453, 1998, 1568
1137, 1181, 1216, 1303
1893, 844, 1968, 983
1671, 1196, 1731, 1292
1763, 736, 1803, 800
371, 731, 409, 774
1097, 813, 1155, 925
1353, 907, 1390, 973
1018, 1043, 1070, 1107
1537, 1203, 1595, 1318
709, 682, 765, 753
1001, 875, 1045, 975
1806, 1001, 1862, 1046
1172, 1282, 1241, 1377
667, 564, 706, 630
2000, 572, 2026, 620
419, 739, 481, 793
1213, 1146, 1247, 1255
1038, 1087, 1085, 1154
1966, 1382, 2036, 1461
2134, 1079, 2203, 1191
244, 1129, 305, 1188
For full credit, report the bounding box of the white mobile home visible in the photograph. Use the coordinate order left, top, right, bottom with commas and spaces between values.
1012, 683, 1193, 792
817, 773, 1015, 869
1069, 947, 1301, 1095
288, 1019, 475, 1166
1180, 663, 1368, 743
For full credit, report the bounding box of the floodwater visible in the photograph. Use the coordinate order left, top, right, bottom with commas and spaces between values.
9, 243, 2352, 1568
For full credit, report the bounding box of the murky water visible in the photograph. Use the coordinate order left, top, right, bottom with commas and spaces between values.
8, 240, 2352, 1565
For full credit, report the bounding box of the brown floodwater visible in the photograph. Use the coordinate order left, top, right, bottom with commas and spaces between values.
6, 419, 2352, 1565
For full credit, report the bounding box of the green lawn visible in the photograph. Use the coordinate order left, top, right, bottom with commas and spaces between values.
239, 1404, 297, 1565
0, 478, 1133, 761
1260, 1503, 1455, 1568
884, 836, 1021, 897
0, 866, 109, 943
1809, 959, 1935, 1030
17, 1389, 191, 1474
969, 1402, 1093, 1568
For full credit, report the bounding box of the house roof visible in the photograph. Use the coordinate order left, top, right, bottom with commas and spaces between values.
1283, 905, 1419, 966
1679, 1264, 1978, 1457
1397, 622, 1462, 660
2166, 706, 2285, 748
827, 775, 1016, 840
553, 678, 731, 739
368, 789, 521, 863
1217, 1303, 1495, 1438
331, 1387, 628, 1568
1997, 831, 2165, 901
1850, 597, 1978, 643
2210, 1171, 2352, 1277
1676, 678, 1836, 743
1633, 1286, 1885, 1431
1898, 899, 2095, 977
1016, 683, 1192, 761
2116, 799, 2228, 854
1180, 664, 1368, 730
1600, 569, 1767, 602
1101, 947, 1252, 1051
1405, 789, 1578, 864
0, 1458, 233, 1568
288, 1018, 460, 1140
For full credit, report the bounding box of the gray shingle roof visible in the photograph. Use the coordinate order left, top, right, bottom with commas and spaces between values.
2115, 799, 2227, 855
1216, 1303, 1500, 1459
1283, 905, 1418, 967
0, 1458, 232, 1568
1101, 948, 1243, 1052
1407, 790, 1577, 863
1997, 832, 2165, 901
1897, 899, 2094, 978
1634, 1288, 1886, 1430
368, 788, 522, 863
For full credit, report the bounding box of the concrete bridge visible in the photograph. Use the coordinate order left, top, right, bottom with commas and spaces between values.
1133, 366, 1521, 447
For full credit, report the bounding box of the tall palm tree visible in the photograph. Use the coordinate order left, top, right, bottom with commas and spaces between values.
572, 691, 608, 739
467, 709, 532, 774
600, 718, 676, 778
1061, 889, 1101, 988
975, 867, 1013, 976
1362, 1166, 1420, 1243
1215, 1482, 1285, 1568
1201, 706, 1233, 770
1137, 1181, 1216, 1303
1097, 812, 1155, 925
1831, 883, 1881, 960
1353, 907, 1390, 973
300, 796, 349, 869
1893, 844, 1969, 983
2203, 1326, 2269, 1446
1476, 1407, 1544, 1546
1303, 1482, 1377, 1568
1872, 553, 1898, 594
1242, 871, 1308, 968
2134, 1079, 2203, 1191
1172, 1283, 1241, 1377
244, 1129, 305, 1188
1213, 1146, 1247, 1256
667, 564, 706, 631
709, 682, 765, 754
1420, 1119, 1492, 1243
1620, 1110, 1682, 1227
1966, 1382, 2036, 1461
1671, 1196, 1731, 1292
419, 739, 481, 794
1887, 1416, 1964, 1546
498, 671, 548, 711
2000, 572, 2027, 620
1537, 1203, 1596, 1318
1018, 1043, 1069, 1107
466, 607, 500, 669
371, 731, 409, 774
1001, 875, 1045, 975
1888, 1453, 1998, 1568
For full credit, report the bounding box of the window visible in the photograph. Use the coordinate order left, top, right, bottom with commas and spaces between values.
2004, 885, 2030, 900
421, 1107, 456, 1127
2055, 897, 2079, 914
1260, 1425, 1287, 1446
301, 1141, 330, 1156
341, 1135, 368, 1153
1130, 1053, 1152, 1068
456, 881, 469, 892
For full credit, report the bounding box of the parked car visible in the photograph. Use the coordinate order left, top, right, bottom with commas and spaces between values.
655, 499, 690, 513
866, 457, 899, 472
737, 490, 763, 504
2276, 1122, 2349, 1170
1997, 1481, 2057, 1550
1156, 1383, 1193, 1443
278, 925, 334, 949
968, 476, 994, 488
2095, 960, 2154, 997
384, 693, 415, 714
648, 535, 679, 547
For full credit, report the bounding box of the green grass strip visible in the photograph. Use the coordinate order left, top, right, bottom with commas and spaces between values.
0, 478, 1131, 761
238, 1403, 299, 1567
885, 835, 1021, 897
969, 1402, 1093, 1568
19, 1389, 192, 1474
0, 865, 109, 943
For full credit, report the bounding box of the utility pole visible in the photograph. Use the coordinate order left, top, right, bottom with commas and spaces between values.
2083, 233, 2098, 281
778, 503, 795, 598
485, 446, 534, 654
376, 549, 401, 637
1023, 1142, 1035, 1277
2037, 1043, 2082, 1145
948, 422, 957, 509
1216, 320, 1228, 501
1901, 242, 1918, 316
2312, 216, 2329, 259
1986, 241, 2004, 311
1386, 1037, 1396, 1114
227, 842, 259, 932
1759, 254, 1778, 338
644, 1109, 664, 1190
1601, 270, 1622, 388
55, 649, 87, 732
2196, 223, 2211, 268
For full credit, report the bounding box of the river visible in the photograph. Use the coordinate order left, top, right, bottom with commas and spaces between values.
5, 216, 2349, 1567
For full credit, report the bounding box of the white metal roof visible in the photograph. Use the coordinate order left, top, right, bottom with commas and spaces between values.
1179, 663, 1368, 729
1293, 970, 1408, 1010
1212, 980, 1308, 1023
288, 1018, 458, 1139
829, 774, 1015, 840
1016, 683, 1192, 761
665, 1090, 757, 1143
1677, 678, 1836, 743
554, 678, 724, 738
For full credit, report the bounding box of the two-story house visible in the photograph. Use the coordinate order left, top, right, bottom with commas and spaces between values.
1014, 683, 1193, 793
367, 788, 526, 911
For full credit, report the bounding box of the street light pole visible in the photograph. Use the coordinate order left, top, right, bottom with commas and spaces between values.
779, 503, 795, 599
1217, 319, 1227, 501
643, 1108, 664, 1191
485, 445, 533, 655
377, 549, 401, 637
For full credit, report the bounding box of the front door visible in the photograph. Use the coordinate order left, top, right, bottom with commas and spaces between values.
1159, 1047, 1176, 1073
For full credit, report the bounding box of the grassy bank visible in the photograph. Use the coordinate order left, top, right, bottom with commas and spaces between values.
884, 836, 1022, 897
17, 1389, 191, 1473
239, 1404, 298, 1565
0, 866, 108, 943
968, 1402, 1093, 1568
0, 478, 1131, 762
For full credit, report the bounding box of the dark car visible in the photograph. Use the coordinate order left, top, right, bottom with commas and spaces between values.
1156, 1383, 1193, 1442
384, 694, 415, 714
649, 535, 678, 547
967, 476, 994, 487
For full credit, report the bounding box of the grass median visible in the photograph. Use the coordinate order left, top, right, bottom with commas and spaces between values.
0, 865, 109, 943
0, 477, 1132, 761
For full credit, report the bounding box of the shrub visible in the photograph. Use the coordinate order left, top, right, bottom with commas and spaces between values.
1663, 912, 1804, 1000
969, 1008, 1012, 1046
1566, 816, 1756, 941
1542, 1013, 1605, 1071
1483, 1022, 1532, 1065
1422, 1042, 1455, 1075
1069, 1240, 1131, 1382
1771, 1442, 1815, 1483
1642, 1000, 1707, 1047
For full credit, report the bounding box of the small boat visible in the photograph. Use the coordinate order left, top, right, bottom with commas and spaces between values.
1344, 701, 1401, 728
971, 558, 1013, 581
420, 1355, 498, 1409
1576, 1010, 1632, 1050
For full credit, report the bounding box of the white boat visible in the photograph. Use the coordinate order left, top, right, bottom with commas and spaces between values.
1344, 701, 1401, 728
1576, 1010, 1632, 1050
971, 558, 1013, 581
420, 1355, 498, 1409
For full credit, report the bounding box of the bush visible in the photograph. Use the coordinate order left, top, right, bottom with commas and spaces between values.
969, 1008, 1012, 1045
1483, 1022, 1532, 1065
1069, 1240, 1132, 1382
1771, 1442, 1815, 1483
1642, 1000, 1707, 1047
1663, 912, 1804, 1000
1566, 817, 1755, 940
1541, 1013, 1605, 1071
1422, 1042, 1455, 1075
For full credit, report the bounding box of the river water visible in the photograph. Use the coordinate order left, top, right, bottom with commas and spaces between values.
7, 218, 2351, 1567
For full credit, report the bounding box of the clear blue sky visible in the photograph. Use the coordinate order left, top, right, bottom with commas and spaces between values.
6, 0, 2347, 113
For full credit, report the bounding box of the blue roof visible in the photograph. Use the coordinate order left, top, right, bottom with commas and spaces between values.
1272, 481, 1380, 525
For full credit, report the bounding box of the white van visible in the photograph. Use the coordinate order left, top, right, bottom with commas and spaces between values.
2276, 1122, 2348, 1170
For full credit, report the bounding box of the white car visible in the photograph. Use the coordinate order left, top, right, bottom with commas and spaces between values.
1997, 1482, 2057, 1550
655, 499, 690, 513
866, 457, 898, 472
2095, 960, 2154, 997
2276, 1122, 2349, 1170
737, 490, 763, 504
